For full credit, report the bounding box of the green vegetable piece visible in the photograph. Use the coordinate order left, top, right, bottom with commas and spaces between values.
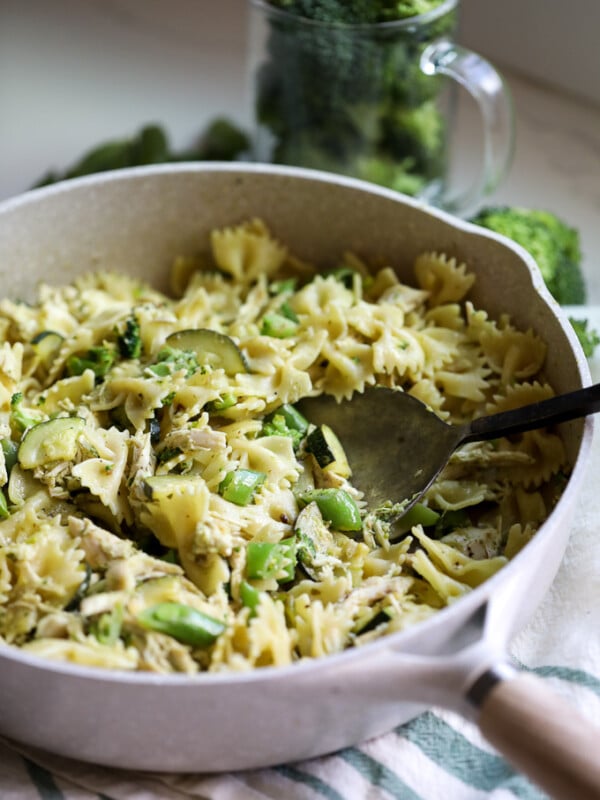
0, 490, 9, 519
262, 403, 308, 448
10, 392, 42, 434
298, 488, 362, 532
165, 329, 248, 376
137, 602, 225, 647
305, 424, 351, 477
67, 346, 116, 380
569, 318, 600, 358
246, 538, 296, 582
64, 564, 92, 612
117, 317, 142, 359
91, 604, 123, 645
305, 426, 335, 468
239, 580, 262, 616
398, 502, 440, 530
129, 125, 169, 166
326, 266, 357, 289
279, 301, 299, 323
295, 501, 338, 580
276, 403, 309, 434
207, 393, 237, 413
353, 605, 395, 635
260, 312, 299, 339
18, 416, 85, 469
147, 346, 199, 378
195, 117, 250, 161
1, 439, 19, 474
156, 446, 183, 465
31, 330, 64, 367
470, 206, 586, 305
269, 278, 297, 295
219, 469, 266, 505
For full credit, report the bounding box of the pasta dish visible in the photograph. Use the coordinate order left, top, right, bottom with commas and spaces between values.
0, 220, 566, 672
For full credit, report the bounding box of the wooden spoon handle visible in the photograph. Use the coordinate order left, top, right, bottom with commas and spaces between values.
477, 672, 600, 800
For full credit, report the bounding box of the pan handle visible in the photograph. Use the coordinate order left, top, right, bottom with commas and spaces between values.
468, 665, 600, 800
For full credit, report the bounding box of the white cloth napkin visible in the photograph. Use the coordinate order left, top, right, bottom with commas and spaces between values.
2, 356, 599, 800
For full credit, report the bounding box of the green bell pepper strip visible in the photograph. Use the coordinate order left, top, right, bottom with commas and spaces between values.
137, 602, 225, 647
398, 502, 440, 530
0, 490, 9, 519
276, 403, 308, 435
1, 439, 19, 474
246, 538, 296, 582
298, 488, 362, 532
269, 278, 297, 295
239, 580, 262, 616
219, 469, 266, 505
260, 312, 298, 338
92, 604, 123, 646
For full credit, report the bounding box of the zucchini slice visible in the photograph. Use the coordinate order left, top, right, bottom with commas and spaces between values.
295, 501, 339, 580
31, 331, 64, 368
165, 329, 248, 376
18, 416, 85, 469
305, 424, 351, 477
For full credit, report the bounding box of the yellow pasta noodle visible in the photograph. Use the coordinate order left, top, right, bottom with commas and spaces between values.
0, 219, 566, 672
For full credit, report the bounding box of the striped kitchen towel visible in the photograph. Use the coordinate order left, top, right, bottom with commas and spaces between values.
2, 396, 599, 800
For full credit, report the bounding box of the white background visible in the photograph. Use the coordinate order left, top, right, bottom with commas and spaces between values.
1, 0, 600, 296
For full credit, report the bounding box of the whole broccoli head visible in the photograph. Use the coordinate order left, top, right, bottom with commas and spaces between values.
470, 206, 586, 305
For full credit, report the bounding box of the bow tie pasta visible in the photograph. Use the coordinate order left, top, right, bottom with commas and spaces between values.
0, 219, 566, 672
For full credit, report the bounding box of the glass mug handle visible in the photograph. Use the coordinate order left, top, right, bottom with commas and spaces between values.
420, 40, 515, 216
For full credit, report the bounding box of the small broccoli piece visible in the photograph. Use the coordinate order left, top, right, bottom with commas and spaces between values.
10, 392, 42, 434
470, 206, 586, 306
147, 347, 199, 378
569, 318, 600, 358
117, 317, 142, 359
67, 346, 117, 381
193, 118, 250, 161
261, 413, 304, 448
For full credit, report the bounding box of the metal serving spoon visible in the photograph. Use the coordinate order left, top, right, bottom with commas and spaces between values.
299, 383, 600, 512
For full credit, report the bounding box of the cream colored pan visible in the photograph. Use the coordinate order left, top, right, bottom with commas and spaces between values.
0, 165, 597, 798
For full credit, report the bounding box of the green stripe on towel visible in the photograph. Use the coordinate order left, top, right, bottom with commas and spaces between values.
522, 663, 600, 696
23, 757, 65, 800
399, 712, 546, 800
338, 747, 424, 800
275, 765, 347, 800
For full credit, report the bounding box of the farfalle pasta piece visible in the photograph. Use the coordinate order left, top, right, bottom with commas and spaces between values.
0, 219, 569, 673
480, 326, 546, 384
211, 219, 287, 284
414, 252, 476, 306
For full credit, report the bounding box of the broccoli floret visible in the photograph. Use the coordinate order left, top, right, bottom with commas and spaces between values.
117, 317, 142, 359
10, 392, 42, 434
66, 346, 117, 381
33, 118, 250, 188
261, 413, 305, 448
193, 118, 250, 161
470, 206, 586, 305
147, 347, 199, 378
569, 318, 600, 358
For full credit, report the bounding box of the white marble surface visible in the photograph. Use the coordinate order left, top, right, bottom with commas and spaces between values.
1, 0, 599, 299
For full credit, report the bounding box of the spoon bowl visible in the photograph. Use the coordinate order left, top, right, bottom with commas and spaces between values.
299, 382, 600, 512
